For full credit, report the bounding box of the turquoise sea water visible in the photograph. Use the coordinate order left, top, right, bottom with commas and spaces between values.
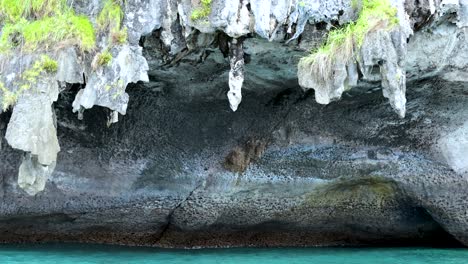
0, 245, 467, 264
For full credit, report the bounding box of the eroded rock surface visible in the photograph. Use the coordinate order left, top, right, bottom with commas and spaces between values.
0, 0, 468, 248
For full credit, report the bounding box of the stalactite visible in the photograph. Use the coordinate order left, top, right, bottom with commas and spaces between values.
227, 38, 245, 112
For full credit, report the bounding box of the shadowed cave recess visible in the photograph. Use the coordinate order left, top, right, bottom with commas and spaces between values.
0, 0, 468, 248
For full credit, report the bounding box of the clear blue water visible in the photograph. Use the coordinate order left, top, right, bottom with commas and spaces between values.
0, 244, 466, 264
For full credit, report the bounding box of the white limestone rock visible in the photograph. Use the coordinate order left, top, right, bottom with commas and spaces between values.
72, 45, 149, 115
359, 29, 410, 118
3, 75, 60, 195
18, 154, 56, 196
438, 121, 468, 174
297, 58, 349, 105
124, 0, 165, 44
191, 0, 251, 37
5, 77, 60, 166
56, 48, 84, 84
298, 0, 412, 118
227, 39, 245, 112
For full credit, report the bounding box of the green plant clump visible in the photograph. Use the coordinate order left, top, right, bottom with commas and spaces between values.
0, 0, 63, 23
20, 54, 58, 89
299, 0, 398, 82
25, 54, 58, 74
97, 50, 113, 66
191, 0, 212, 21
0, 55, 57, 110
0, 81, 16, 111
0, 0, 96, 53
98, 0, 127, 44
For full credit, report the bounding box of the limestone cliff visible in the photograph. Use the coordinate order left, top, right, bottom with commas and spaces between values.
0, 0, 468, 248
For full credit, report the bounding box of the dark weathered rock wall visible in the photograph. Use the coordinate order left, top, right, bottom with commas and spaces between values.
0, 0, 468, 247
0, 79, 467, 247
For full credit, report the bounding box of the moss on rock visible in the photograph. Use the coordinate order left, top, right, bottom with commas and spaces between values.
304, 177, 398, 208
0, 55, 57, 110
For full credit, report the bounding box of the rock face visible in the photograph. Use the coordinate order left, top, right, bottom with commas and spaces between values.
298, 0, 413, 118
0, 0, 468, 248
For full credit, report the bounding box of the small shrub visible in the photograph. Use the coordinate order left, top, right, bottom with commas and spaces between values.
39, 55, 58, 72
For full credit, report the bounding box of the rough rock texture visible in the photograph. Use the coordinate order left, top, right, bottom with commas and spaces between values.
227, 38, 245, 111
0, 56, 61, 195
0, 0, 468, 248
298, 0, 413, 118
72, 45, 149, 117
438, 122, 468, 173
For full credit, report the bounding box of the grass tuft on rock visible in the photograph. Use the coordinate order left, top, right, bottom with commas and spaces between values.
0, 0, 96, 53
0, 0, 65, 23
97, 50, 113, 66
191, 0, 212, 21
299, 0, 399, 84
98, 0, 127, 45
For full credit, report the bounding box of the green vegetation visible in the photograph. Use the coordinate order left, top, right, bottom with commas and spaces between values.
304, 177, 396, 208
0, 0, 96, 53
98, 0, 127, 44
97, 0, 124, 30
0, 0, 63, 22
19, 55, 58, 91
191, 0, 212, 21
112, 27, 127, 44
97, 50, 113, 66
0, 55, 57, 110
0, 81, 16, 111
22, 54, 58, 82
0, 1, 130, 111
299, 0, 398, 84
0, 0, 128, 53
